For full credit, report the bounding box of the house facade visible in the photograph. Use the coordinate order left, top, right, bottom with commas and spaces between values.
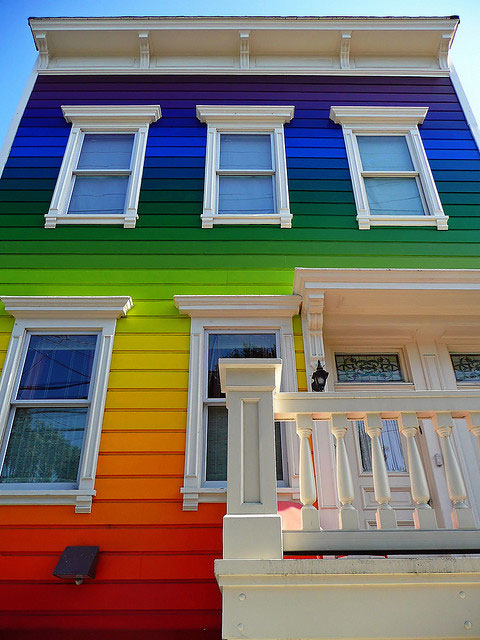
0, 15, 480, 639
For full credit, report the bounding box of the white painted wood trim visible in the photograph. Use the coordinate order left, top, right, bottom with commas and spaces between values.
196, 106, 294, 228
0, 297, 132, 513
44, 105, 161, 229
0, 60, 39, 178
329, 107, 448, 231
176, 300, 300, 511
450, 63, 480, 154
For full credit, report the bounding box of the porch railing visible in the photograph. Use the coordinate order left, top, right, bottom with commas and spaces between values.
218, 358, 480, 560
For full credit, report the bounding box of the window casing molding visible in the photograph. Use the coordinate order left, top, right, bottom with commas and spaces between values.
196, 105, 294, 229
329, 105, 448, 230
174, 294, 301, 511
44, 105, 161, 229
0, 296, 133, 512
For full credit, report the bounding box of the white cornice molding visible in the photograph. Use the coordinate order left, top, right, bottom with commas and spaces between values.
29, 16, 460, 32
293, 268, 480, 297
174, 295, 301, 317
62, 104, 162, 125
196, 105, 295, 125
29, 16, 458, 76
329, 106, 429, 126
1, 296, 134, 319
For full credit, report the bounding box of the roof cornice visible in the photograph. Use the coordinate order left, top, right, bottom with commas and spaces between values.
28, 15, 459, 77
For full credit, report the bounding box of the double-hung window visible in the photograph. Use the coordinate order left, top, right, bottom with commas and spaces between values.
174, 294, 301, 510
45, 105, 161, 229
196, 105, 294, 228
0, 296, 132, 512
329, 106, 448, 230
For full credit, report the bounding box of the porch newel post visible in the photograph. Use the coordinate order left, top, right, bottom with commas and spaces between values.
219, 358, 283, 559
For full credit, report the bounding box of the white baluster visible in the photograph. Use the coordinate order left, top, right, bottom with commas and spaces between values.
295, 414, 320, 531
364, 413, 397, 529
434, 413, 475, 530
467, 411, 480, 457
330, 414, 359, 530
399, 413, 437, 529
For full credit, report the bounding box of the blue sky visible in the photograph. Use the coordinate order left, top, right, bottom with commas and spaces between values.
1, 0, 479, 149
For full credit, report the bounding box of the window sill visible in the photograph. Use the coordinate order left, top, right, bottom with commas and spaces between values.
0, 489, 95, 513
181, 486, 299, 511
357, 214, 448, 230
201, 213, 292, 229
334, 382, 415, 392
44, 213, 138, 228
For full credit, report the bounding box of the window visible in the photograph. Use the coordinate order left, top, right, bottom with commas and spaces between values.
354, 419, 407, 473
45, 105, 161, 229
450, 353, 480, 383
204, 331, 286, 484
0, 296, 133, 512
196, 105, 294, 228
335, 353, 404, 384
329, 106, 448, 230
174, 294, 301, 510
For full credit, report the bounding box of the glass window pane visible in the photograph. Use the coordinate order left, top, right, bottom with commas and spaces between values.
451, 354, 480, 382
356, 419, 406, 473
205, 406, 284, 482
0, 407, 87, 484
357, 136, 414, 171
218, 175, 274, 215
77, 134, 134, 170
219, 134, 272, 170
335, 354, 403, 383
207, 333, 277, 398
364, 177, 425, 216
17, 335, 97, 400
68, 176, 129, 215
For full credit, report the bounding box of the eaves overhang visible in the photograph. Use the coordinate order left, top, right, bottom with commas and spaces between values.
28, 15, 459, 76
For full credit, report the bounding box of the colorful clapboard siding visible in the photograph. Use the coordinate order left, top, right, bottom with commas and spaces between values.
0, 73, 479, 636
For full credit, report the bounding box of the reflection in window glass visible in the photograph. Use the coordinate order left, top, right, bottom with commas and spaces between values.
207, 333, 276, 398
355, 419, 406, 473
1, 407, 87, 484
358, 136, 414, 172
17, 335, 97, 400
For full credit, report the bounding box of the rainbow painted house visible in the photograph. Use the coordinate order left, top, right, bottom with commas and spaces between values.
1, 15, 480, 640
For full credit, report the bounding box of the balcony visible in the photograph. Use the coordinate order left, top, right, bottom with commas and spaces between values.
214, 359, 480, 640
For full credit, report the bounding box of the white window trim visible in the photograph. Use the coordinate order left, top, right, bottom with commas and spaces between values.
196, 105, 294, 229
0, 296, 133, 513
329, 106, 448, 231
174, 294, 301, 511
44, 105, 161, 229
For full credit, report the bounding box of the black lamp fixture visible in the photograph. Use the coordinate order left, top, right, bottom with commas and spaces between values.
311, 360, 329, 392
53, 545, 99, 585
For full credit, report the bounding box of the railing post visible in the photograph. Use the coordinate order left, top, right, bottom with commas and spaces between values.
295, 413, 321, 531
364, 413, 397, 529
399, 413, 438, 530
330, 414, 359, 530
434, 413, 476, 530
218, 358, 284, 559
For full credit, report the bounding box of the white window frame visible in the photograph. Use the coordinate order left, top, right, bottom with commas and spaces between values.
196, 105, 294, 229
0, 296, 133, 512
44, 105, 161, 229
174, 294, 301, 510
329, 106, 448, 230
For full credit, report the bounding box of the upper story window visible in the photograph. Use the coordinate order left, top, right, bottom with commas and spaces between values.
44, 105, 161, 229
196, 105, 294, 229
450, 354, 480, 383
329, 106, 448, 230
0, 295, 133, 512
335, 353, 405, 384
